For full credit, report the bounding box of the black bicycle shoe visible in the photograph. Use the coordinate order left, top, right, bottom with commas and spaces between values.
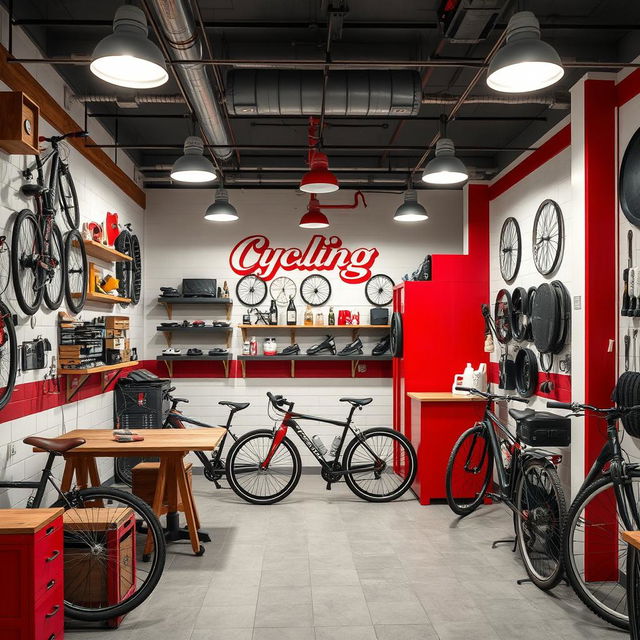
338, 338, 363, 356
281, 343, 300, 355
208, 348, 228, 355
306, 335, 336, 355
187, 348, 203, 356
160, 286, 179, 297
372, 335, 391, 356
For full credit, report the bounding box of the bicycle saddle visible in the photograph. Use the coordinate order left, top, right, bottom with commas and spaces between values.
24, 436, 86, 453
508, 408, 536, 422
339, 397, 373, 407
21, 183, 45, 197
219, 401, 250, 412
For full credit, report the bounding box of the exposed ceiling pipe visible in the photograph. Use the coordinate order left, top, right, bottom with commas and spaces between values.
421, 93, 570, 109
74, 94, 185, 104
146, 0, 233, 160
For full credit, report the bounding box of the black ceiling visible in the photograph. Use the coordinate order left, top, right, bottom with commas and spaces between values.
5, 0, 640, 190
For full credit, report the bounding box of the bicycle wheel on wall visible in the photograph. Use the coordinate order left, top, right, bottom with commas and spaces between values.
0, 301, 18, 411
0, 235, 11, 295
11, 208, 44, 315
130, 234, 142, 305
64, 229, 87, 314
42, 222, 65, 310
115, 228, 133, 305
58, 163, 80, 229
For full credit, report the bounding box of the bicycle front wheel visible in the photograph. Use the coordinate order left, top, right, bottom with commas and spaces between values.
515, 459, 566, 590
52, 487, 166, 622
563, 470, 640, 629
43, 222, 65, 310
58, 163, 80, 229
64, 229, 87, 314
226, 429, 301, 504
11, 208, 44, 315
343, 428, 417, 502
445, 425, 493, 516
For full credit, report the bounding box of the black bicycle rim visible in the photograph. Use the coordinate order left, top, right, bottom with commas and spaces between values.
43, 222, 65, 310
11, 208, 44, 315
300, 274, 332, 306
0, 301, 18, 411
236, 275, 267, 306
64, 229, 88, 314
130, 234, 142, 305
58, 164, 80, 229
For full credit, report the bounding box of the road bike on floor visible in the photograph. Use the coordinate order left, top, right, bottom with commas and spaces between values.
225, 392, 417, 504
0, 435, 166, 622
445, 387, 567, 591
548, 398, 640, 630
115, 390, 243, 488
15, 131, 88, 315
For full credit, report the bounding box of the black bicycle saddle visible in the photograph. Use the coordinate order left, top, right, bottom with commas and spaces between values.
219, 401, 250, 412
508, 408, 535, 422
306, 335, 336, 355
340, 397, 373, 407
281, 343, 300, 355
21, 183, 45, 197
338, 338, 363, 356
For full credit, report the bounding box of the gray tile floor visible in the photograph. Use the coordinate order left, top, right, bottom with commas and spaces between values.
67, 475, 625, 639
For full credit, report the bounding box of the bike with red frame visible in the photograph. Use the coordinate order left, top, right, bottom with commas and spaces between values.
225, 392, 417, 504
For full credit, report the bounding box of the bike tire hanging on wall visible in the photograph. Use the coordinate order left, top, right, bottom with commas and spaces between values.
494, 288, 513, 344
499, 217, 521, 283
390, 311, 403, 358
130, 234, 142, 305
236, 274, 267, 306
300, 274, 331, 306
365, 274, 394, 306
620, 127, 640, 227
532, 199, 564, 276
515, 348, 538, 397
115, 226, 133, 307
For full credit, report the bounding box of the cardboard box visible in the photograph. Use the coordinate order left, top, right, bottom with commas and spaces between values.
105, 337, 129, 350
105, 316, 129, 330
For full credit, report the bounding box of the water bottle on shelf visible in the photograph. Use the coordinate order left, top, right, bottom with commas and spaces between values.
329, 435, 341, 456
312, 435, 327, 455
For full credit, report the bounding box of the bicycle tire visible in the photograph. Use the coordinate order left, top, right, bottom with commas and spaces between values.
42, 222, 65, 310
64, 229, 87, 314
130, 233, 142, 305
445, 425, 493, 516
115, 228, 132, 305
342, 428, 417, 502
58, 163, 80, 229
514, 459, 566, 590
0, 238, 11, 296
0, 300, 18, 411
51, 486, 166, 621
225, 429, 301, 504
11, 208, 44, 315
114, 456, 159, 487
563, 469, 640, 629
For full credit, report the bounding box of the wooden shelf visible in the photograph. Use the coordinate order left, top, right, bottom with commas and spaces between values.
158, 297, 233, 320
238, 324, 390, 342
156, 354, 231, 377
58, 360, 139, 401
156, 324, 233, 348
237, 354, 391, 378
74, 291, 131, 305
83, 239, 132, 263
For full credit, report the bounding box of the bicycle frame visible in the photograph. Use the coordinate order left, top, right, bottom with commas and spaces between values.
0, 451, 66, 508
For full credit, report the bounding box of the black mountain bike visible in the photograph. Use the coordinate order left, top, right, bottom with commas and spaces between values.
15, 131, 88, 315
0, 435, 166, 622
446, 387, 567, 590
225, 392, 417, 505
548, 398, 640, 629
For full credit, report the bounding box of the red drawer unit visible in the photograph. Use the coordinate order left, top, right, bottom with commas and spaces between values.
0, 508, 65, 640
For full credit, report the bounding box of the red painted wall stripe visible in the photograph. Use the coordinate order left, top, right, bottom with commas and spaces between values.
487, 124, 571, 201
616, 68, 640, 107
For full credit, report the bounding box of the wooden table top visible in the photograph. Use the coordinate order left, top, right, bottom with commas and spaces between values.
31, 428, 226, 455
0, 508, 64, 534
408, 392, 486, 402
623, 531, 640, 550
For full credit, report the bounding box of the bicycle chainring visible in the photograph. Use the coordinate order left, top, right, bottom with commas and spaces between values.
203, 458, 225, 482
321, 461, 343, 483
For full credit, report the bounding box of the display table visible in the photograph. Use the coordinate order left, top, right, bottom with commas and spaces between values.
32, 428, 225, 555
407, 392, 486, 505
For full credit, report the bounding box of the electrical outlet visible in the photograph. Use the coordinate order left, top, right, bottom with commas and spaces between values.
357, 364, 367, 373
7, 443, 16, 458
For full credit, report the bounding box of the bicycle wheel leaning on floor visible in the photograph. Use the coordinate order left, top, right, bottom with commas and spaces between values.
51, 486, 166, 621
562, 469, 640, 630
514, 458, 566, 590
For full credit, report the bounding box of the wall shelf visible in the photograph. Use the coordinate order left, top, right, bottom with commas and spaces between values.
158, 297, 233, 320
83, 239, 132, 263
58, 360, 139, 401
237, 354, 392, 378
156, 325, 233, 348
156, 354, 231, 377
238, 324, 390, 342
77, 291, 131, 305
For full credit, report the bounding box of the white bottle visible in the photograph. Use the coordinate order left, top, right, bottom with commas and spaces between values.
312, 435, 327, 455
329, 435, 341, 456
461, 363, 475, 388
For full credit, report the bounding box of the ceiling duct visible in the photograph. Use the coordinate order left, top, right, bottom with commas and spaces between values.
439, 0, 507, 44
227, 69, 421, 117
147, 0, 232, 159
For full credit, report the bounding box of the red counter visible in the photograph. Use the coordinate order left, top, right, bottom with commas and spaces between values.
408, 392, 486, 505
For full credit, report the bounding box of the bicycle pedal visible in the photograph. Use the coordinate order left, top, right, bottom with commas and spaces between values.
325, 482, 332, 491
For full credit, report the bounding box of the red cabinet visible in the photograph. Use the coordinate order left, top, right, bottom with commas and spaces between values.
0, 508, 65, 640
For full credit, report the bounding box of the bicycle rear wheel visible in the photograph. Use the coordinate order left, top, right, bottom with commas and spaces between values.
343, 428, 417, 502
64, 229, 87, 314
563, 470, 640, 629
52, 487, 166, 622
11, 208, 44, 315
226, 429, 301, 504
0, 301, 18, 411
42, 222, 65, 310
515, 459, 566, 590
58, 163, 80, 229
445, 425, 493, 516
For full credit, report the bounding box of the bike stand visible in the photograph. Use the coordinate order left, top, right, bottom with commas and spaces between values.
491, 537, 517, 552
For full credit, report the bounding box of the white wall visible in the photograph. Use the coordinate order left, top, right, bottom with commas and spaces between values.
144, 187, 463, 463
0, 17, 145, 506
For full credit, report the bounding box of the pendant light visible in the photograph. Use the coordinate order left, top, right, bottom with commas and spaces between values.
487, 11, 564, 93
421, 116, 468, 186
299, 196, 330, 228
394, 190, 428, 222
204, 188, 238, 222
171, 136, 217, 183
299, 151, 339, 193
90, 5, 168, 89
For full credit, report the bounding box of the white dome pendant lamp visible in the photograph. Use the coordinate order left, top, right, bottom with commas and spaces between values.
90, 5, 168, 89
487, 11, 564, 93
171, 136, 217, 183
421, 115, 468, 186
394, 190, 428, 222
204, 187, 238, 222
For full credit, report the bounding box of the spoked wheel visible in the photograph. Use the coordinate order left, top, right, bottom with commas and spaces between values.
0, 235, 11, 295
51, 487, 166, 621
58, 163, 80, 229
64, 229, 88, 314
0, 301, 18, 411
342, 428, 417, 502
236, 275, 267, 306
11, 208, 44, 315
130, 234, 142, 305
42, 222, 65, 310
445, 425, 493, 516
225, 429, 301, 504
515, 459, 566, 590
300, 274, 331, 306
563, 470, 640, 630
365, 274, 394, 306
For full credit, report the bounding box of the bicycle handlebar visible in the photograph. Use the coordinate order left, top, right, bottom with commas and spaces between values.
546, 400, 640, 415
267, 391, 294, 412
454, 386, 529, 404
39, 131, 88, 144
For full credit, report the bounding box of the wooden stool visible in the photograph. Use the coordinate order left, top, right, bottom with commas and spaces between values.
132, 461, 194, 514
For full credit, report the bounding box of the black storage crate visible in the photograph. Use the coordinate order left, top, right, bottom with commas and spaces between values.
517, 412, 571, 447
